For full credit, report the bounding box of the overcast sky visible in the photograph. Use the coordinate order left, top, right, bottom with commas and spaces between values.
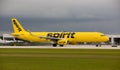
0, 0, 120, 34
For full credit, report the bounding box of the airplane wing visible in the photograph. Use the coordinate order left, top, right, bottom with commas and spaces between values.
39, 36, 63, 41
39, 36, 68, 46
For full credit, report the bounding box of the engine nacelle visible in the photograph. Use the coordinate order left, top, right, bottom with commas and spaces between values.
57, 39, 67, 46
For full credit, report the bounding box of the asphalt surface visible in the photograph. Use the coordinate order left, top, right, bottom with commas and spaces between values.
0, 45, 120, 49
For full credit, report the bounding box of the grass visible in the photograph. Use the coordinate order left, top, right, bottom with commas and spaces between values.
0, 48, 120, 70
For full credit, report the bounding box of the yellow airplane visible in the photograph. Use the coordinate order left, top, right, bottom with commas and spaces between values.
11, 18, 109, 47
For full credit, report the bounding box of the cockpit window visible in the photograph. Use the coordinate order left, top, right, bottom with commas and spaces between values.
101, 34, 105, 36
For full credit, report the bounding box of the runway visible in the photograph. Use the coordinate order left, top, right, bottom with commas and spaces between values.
0, 45, 120, 49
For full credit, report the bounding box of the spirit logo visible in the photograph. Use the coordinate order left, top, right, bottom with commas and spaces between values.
47, 32, 75, 38
13, 20, 22, 32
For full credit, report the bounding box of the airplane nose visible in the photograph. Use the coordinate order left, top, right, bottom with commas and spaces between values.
103, 36, 109, 42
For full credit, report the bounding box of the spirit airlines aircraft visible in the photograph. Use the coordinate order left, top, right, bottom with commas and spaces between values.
11, 18, 109, 47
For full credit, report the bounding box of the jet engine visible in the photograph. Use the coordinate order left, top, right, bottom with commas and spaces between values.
57, 39, 67, 46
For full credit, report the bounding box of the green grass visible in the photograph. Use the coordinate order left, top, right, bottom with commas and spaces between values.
0, 48, 120, 70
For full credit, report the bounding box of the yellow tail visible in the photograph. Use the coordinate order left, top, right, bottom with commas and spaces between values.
12, 18, 26, 33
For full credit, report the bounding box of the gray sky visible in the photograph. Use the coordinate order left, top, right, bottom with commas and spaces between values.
0, 0, 120, 34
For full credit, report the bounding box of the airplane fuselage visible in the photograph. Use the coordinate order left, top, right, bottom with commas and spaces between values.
12, 32, 109, 43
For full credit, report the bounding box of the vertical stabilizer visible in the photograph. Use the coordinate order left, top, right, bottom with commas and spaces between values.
12, 18, 26, 33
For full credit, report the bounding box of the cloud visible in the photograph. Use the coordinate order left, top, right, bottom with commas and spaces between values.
0, 0, 120, 34
1, 0, 119, 18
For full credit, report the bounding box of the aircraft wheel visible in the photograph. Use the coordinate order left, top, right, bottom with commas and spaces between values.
60, 45, 64, 47
53, 44, 57, 47
96, 45, 98, 47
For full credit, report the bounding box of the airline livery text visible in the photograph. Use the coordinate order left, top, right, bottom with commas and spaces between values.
47, 32, 75, 38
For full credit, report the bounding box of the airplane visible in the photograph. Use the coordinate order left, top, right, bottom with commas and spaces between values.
11, 18, 109, 47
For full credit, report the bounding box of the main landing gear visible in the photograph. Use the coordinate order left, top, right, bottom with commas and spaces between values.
52, 44, 64, 47
96, 44, 101, 47
53, 44, 57, 47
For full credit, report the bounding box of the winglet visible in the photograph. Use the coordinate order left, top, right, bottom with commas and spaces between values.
12, 18, 26, 33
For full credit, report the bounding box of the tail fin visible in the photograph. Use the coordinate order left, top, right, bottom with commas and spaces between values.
12, 18, 26, 33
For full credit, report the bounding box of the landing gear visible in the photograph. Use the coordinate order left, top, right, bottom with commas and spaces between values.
60, 45, 64, 47
52, 44, 64, 47
53, 44, 57, 47
96, 44, 101, 47
96, 44, 98, 47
